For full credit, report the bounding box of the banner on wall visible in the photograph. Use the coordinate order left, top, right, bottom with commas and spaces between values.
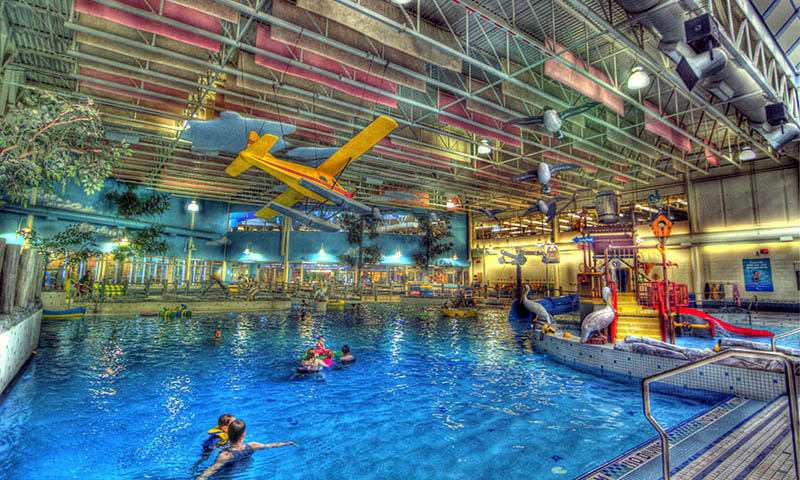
742, 259, 774, 292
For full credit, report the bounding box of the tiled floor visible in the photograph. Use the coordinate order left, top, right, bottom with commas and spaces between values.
577, 395, 799, 480
673, 395, 797, 480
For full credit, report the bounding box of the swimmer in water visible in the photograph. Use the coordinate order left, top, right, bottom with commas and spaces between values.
339, 345, 355, 365
300, 348, 328, 371
195, 419, 296, 479
201, 414, 234, 452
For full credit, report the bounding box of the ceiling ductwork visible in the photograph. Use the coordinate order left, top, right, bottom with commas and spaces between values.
614, 0, 799, 151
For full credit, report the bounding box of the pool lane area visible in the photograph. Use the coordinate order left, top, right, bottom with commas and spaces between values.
0, 305, 725, 480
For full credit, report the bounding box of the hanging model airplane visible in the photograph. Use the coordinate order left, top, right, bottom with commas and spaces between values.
224, 116, 398, 232
507, 101, 600, 140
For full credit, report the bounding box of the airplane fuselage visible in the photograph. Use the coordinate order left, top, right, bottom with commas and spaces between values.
239, 150, 352, 204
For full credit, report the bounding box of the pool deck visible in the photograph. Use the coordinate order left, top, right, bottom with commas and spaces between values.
577, 394, 797, 480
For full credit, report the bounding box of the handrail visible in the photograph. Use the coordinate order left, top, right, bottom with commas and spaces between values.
642, 348, 799, 480
772, 328, 800, 352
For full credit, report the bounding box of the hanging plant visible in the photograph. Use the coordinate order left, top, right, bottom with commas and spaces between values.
111, 225, 169, 262
0, 89, 130, 203
28, 224, 103, 266
106, 184, 170, 219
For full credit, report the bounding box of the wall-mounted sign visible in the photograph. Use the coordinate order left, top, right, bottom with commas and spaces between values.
742, 259, 773, 292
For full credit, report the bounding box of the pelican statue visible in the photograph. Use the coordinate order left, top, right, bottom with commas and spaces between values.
580, 286, 617, 343
508, 101, 601, 140
512, 162, 582, 194
521, 285, 555, 327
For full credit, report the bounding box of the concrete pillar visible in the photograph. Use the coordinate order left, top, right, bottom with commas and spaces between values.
14, 248, 35, 309
1, 244, 21, 313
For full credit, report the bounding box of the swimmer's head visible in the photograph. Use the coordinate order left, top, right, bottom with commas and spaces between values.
304, 348, 316, 360
341, 345, 350, 355
316, 336, 325, 345
227, 419, 246, 444
218, 414, 235, 430
214, 330, 222, 338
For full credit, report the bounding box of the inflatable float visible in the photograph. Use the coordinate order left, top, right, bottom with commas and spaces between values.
327, 300, 345, 307
441, 309, 477, 318
42, 307, 86, 319
160, 304, 191, 318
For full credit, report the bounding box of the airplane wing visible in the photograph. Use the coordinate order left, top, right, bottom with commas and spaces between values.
255, 188, 306, 220
318, 116, 398, 177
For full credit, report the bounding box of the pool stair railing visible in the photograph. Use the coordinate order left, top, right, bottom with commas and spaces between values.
640, 348, 799, 480
575, 394, 791, 480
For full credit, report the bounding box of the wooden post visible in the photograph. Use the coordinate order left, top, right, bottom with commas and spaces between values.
0, 239, 6, 281
14, 248, 35, 309
373, 282, 377, 302
0, 244, 21, 312
32, 253, 45, 304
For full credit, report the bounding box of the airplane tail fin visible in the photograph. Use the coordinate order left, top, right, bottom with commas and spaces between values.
224, 132, 280, 177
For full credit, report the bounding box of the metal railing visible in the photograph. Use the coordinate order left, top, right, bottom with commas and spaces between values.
642, 348, 799, 480
772, 328, 800, 352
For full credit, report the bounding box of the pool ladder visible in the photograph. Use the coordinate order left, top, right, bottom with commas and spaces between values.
641, 338, 800, 480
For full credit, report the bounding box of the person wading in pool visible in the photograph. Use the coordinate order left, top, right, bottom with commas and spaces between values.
195, 419, 296, 479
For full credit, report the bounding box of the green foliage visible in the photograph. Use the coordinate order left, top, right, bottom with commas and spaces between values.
413, 214, 454, 268
106, 184, 170, 219
0, 89, 130, 203
111, 225, 169, 261
28, 224, 101, 266
337, 212, 382, 269
340, 244, 382, 267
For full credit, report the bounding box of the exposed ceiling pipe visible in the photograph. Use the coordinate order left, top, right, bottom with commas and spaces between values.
62, 23, 628, 192
214, 0, 678, 179
612, 0, 799, 151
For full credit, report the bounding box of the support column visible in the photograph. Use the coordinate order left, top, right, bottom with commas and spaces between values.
467, 210, 474, 283
185, 209, 196, 286
685, 164, 703, 307
281, 216, 291, 285
551, 214, 561, 294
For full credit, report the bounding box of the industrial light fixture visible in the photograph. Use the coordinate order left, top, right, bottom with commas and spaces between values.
390, 0, 413, 4
243, 242, 255, 255
319, 243, 326, 256
446, 199, 455, 208
738, 147, 757, 161
477, 139, 492, 155
117, 235, 129, 247
627, 66, 651, 90
394, 249, 402, 258
187, 200, 199, 212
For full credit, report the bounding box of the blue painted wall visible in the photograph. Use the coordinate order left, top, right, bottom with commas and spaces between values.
1, 179, 469, 269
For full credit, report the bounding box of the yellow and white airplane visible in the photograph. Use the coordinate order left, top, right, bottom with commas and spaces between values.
225, 115, 398, 231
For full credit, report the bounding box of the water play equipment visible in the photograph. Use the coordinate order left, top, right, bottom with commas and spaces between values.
441, 309, 477, 318
677, 307, 773, 337
42, 307, 86, 319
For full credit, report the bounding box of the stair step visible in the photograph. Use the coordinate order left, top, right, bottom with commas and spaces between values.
575, 396, 770, 480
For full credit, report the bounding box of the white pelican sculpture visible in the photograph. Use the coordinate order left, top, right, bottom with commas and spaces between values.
521, 285, 555, 327
581, 286, 617, 343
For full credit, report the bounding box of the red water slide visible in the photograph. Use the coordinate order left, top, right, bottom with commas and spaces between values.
677, 307, 774, 337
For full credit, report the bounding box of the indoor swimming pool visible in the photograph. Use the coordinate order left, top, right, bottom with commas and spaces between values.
0, 305, 726, 479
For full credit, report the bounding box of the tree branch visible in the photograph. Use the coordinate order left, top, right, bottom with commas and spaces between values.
28, 115, 94, 143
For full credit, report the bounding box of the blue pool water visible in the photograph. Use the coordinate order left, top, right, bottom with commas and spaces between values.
1, 305, 722, 480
